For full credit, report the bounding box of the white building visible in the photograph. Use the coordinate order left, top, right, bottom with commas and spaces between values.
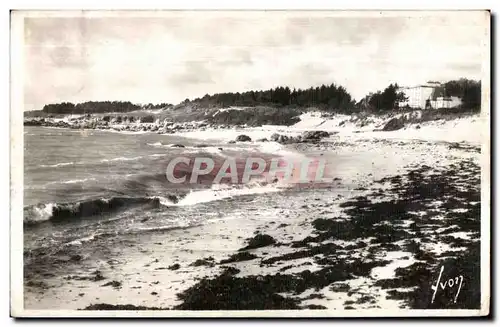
398, 82, 462, 109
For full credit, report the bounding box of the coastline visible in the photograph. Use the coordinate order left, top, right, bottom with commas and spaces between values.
23, 112, 482, 311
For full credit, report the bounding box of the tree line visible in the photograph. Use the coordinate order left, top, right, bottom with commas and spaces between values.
190, 84, 356, 113
42, 101, 143, 114
361, 83, 408, 112
38, 78, 481, 115
442, 79, 481, 109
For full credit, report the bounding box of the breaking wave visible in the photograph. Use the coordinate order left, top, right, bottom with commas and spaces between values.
23, 196, 165, 226
24, 179, 285, 226
157, 181, 283, 206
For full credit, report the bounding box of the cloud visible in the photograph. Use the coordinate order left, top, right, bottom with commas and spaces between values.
21, 11, 487, 110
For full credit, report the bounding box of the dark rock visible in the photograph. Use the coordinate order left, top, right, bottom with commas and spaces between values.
190, 258, 215, 267
270, 133, 297, 144
256, 138, 268, 142
235, 134, 252, 142
239, 234, 276, 251
168, 263, 180, 270
270, 133, 280, 142
301, 130, 330, 141
24, 120, 43, 126
92, 270, 106, 282
382, 117, 404, 131
140, 115, 155, 123
101, 280, 122, 289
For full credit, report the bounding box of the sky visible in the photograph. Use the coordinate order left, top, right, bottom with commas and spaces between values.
22, 11, 488, 111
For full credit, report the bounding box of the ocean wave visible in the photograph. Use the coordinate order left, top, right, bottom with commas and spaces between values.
37, 155, 143, 168
39, 162, 75, 168
146, 142, 191, 149
24, 196, 164, 226
146, 142, 242, 157
46, 178, 97, 185
25, 178, 285, 226
100, 156, 143, 163
63, 178, 97, 184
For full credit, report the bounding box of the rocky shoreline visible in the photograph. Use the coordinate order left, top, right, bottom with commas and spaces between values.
24, 115, 339, 145
24, 115, 218, 134
23, 109, 428, 137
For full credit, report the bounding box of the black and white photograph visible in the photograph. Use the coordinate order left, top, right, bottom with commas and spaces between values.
10, 10, 490, 317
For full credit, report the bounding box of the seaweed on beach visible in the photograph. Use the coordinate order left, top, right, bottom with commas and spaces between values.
173, 158, 481, 310
83, 303, 168, 310
174, 260, 390, 310
287, 159, 481, 309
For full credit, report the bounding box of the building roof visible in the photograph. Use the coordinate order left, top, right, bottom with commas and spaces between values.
398, 82, 443, 91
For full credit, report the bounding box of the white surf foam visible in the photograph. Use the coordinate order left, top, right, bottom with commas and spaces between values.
26, 203, 57, 223
45, 178, 97, 186
147, 142, 165, 147
62, 178, 97, 184
39, 162, 75, 168
100, 156, 143, 163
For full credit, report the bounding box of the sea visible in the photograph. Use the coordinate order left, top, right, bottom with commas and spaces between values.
23, 126, 314, 279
